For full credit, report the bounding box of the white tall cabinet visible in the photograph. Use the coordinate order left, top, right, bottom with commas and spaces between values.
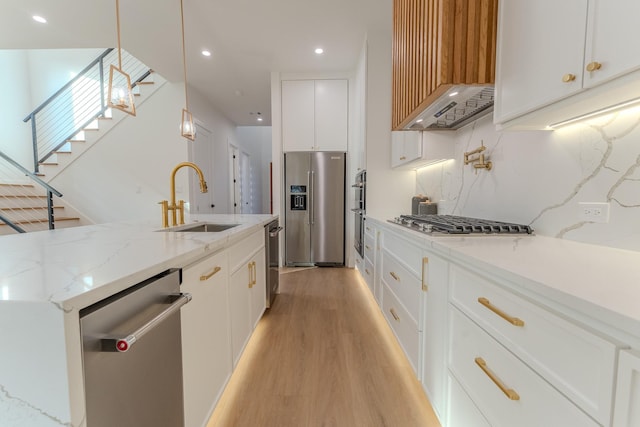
613, 350, 640, 427
281, 79, 348, 152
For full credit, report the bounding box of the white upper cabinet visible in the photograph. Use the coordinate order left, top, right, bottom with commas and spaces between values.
494, 0, 588, 123
584, 0, 640, 88
282, 79, 348, 152
391, 131, 454, 170
495, 0, 640, 128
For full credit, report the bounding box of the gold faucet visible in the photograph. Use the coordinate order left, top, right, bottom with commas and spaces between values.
160, 162, 208, 228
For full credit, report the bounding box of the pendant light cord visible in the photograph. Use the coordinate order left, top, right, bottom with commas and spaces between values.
116, 0, 123, 70
180, 0, 189, 109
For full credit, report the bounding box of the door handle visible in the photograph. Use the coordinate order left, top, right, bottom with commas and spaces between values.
101, 293, 192, 352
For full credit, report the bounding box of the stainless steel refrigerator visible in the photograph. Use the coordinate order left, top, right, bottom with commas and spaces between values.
284, 151, 345, 266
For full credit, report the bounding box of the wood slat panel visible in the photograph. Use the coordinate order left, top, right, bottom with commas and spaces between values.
391, 0, 498, 130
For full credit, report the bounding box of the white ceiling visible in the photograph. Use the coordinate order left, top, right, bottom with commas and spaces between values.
0, 0, 392, 126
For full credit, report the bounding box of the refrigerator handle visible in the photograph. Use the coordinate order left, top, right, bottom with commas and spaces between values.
307, 171, 311, 225
309, 171, 316, 225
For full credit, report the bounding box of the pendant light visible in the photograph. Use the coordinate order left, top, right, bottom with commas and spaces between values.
179, 0, 196, 141
107, 0, 136, 116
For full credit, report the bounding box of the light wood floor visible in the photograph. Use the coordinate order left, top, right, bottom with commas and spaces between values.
207, 267, 441, 427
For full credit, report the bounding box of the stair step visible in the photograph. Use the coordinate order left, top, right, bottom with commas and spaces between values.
136, 81, 155, 85
0, 206, 63, 212
39, 162, 58, 166
0, 217, 80, 226
0, 195, 47, 199
0, 183, 34, 188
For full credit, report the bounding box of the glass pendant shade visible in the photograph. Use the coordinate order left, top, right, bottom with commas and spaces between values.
181, 108, 196, 141
107, 65, 136, 116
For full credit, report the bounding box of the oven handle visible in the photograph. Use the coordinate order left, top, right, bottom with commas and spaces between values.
100, 293, 192, 352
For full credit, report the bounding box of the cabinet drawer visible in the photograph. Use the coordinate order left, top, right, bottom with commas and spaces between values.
228, 229, 264, 272
447, 373, 491, 427
383, 230, 423, 277
383, 281, 420, 374
450, 265, 617, 424
363, 258, 374, 293
183, 250, 227, 285
382, 250, 421, 322
449, 306, 600, 427
364, 223, 375, 238
364, 232, 375, 262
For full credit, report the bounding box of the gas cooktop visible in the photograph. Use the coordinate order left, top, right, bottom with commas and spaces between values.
389, 214, 534, 235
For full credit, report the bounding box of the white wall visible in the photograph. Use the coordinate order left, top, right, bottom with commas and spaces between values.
416, 108, 640, 252
236, 126, 272, 214
50, 81, 189, 224
25, 49, 103, 110
0, 51, 32, 167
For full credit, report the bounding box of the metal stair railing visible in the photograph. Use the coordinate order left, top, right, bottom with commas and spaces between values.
23, 48, 152, 173
0, 150, 63, 233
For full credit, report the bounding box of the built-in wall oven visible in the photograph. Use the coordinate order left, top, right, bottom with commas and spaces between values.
352, 170, 366, 257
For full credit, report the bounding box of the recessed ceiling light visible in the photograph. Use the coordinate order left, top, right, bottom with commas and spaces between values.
416, 119, 424, 123
449, 91, 459, 97
201, 50, 211, 57
257, 117, 263, 122
32, 15, 47, 24
315, 48, 324, 55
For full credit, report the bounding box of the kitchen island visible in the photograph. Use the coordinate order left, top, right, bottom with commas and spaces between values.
0, 214, 275, 427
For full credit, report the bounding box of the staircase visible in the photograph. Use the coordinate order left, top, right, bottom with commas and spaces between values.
0, 183, 80, 235
0, 49, 162, 235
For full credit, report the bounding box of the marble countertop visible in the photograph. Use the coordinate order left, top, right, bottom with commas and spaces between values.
369, 217, 640, 342
0, 214, 276, 310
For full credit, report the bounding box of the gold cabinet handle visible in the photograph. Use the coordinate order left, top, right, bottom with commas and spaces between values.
586, 61, 602, 72
562, 73, 576, 83
365, 269, 370, 275
389, 271, 400, 281
477, 297, 525, 327
248, 262, 255, 288
365, 245, 371, 250
421, 257, 429, 292
399, 156, 407, 160
475, 357, 520, 401
200, 266, 221, 281
366, 227, 371, 232
251, 261, 257, 286
390, 308, 400, 321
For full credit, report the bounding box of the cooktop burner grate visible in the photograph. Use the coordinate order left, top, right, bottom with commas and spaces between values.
390, 215, 534, 235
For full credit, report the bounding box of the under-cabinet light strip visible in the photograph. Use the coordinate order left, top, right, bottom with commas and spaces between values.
549, 97, 640, 129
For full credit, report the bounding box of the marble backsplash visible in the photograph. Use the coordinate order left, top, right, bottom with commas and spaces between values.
416, 107, 640, 252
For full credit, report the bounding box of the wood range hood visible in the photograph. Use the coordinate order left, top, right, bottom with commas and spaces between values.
392, 0, 498, 131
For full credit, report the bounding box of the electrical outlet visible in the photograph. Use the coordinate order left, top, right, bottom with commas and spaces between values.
578, 202, 610, 223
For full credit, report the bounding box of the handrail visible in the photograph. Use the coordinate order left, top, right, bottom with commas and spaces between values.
23, 49, 114, 122
0, 150, 62, 197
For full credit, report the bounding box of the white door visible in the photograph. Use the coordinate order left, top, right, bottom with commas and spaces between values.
240, 151, 252, 214
188, 123, 215, 213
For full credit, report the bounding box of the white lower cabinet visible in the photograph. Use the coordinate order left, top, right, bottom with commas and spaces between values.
181, 227, 267, 427
613, 349, 640, 427
181, 250, 231, 427
229, 229, 266, 367
449, 306, 600, 427
447, 373, 491, 427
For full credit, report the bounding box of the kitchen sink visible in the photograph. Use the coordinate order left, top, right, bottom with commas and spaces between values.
160, 223, 240, 232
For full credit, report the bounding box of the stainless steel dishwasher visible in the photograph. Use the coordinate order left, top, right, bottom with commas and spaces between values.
265, 220, 282, 308
80, 268, 190, 427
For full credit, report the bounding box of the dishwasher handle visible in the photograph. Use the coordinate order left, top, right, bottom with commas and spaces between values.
101, 293, 192, 352
269, 226, 283, 237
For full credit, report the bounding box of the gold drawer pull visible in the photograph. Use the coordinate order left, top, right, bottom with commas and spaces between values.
421, 257, 429, 292
399, 156, 407, 160
200, 266, 222, 281
365, 245, 371, 250
475, 357, 520, 401
365, 269, 370, 275
366, 227, 371, 232
478, 297, 525, 327
390, 308, 400, 321
389, 271, 400, 281
562, 73, 576, 83
586, 61, 602, 72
